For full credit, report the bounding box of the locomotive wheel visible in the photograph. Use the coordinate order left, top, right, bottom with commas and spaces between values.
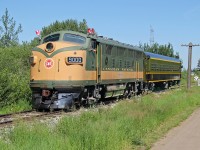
70, 104, 76, 112
88, 97, 97, 108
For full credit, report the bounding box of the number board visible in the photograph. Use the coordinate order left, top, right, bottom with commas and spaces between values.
67, 57, 83, 64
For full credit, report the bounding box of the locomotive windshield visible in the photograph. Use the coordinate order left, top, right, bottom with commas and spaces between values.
43, 34, 60, 43
63, 33, 86, 44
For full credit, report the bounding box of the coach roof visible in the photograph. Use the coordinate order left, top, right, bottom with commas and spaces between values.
145, 52, 181, 63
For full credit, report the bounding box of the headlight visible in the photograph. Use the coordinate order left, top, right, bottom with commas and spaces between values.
45, 42, 55, 53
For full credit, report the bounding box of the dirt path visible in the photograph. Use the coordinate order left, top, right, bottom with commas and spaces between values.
151, 108, 200, 150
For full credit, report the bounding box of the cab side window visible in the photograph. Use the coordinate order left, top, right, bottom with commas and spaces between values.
91, 40, 97, 49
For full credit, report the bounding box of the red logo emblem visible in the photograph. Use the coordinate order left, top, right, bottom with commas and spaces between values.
45, 59, 54, 69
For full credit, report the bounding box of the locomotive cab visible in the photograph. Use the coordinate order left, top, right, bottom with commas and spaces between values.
30, 31, 93, 110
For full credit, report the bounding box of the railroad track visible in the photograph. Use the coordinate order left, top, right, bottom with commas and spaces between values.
0, 110, 33, 118
0, 110, 62, 127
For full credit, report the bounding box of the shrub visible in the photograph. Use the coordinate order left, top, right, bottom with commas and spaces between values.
0, 44, 31, 108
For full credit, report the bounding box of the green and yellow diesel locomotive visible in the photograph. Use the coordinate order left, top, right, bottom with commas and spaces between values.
30, 29, 181, 110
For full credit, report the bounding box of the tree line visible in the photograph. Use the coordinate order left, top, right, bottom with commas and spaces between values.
139, 43, 180, 58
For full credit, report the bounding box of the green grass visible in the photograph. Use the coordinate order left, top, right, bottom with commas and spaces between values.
1, 86, 200, 150
0, 100, 31, 114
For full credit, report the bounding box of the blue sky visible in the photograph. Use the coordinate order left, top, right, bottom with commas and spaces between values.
1, 0, 200, 69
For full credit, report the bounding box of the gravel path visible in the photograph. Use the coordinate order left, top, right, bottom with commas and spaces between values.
151, 108, 200, 150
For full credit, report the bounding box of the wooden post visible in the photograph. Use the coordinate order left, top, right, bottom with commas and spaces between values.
181, 43, 200, 89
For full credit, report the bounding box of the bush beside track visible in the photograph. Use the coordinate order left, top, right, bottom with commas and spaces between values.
0, 45, 32, 114
0, 86, 200, 149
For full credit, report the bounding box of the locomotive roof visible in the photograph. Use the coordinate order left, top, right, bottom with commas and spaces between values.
41, 30, 87, 41
145, 52, 181, 63
95, 36, 143, 52
42, 30, 143, 52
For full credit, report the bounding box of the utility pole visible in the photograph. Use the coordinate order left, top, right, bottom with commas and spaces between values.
181, 42, 200, 89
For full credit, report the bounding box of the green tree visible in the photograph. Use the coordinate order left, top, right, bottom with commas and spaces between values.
0, 44, 31, 107
141, 42, 177, 58
0, 8, 23, 47
41, 19, 88, 37
79, 19, 88, 33
175, 52, 180, 59
29, 37, 41, 47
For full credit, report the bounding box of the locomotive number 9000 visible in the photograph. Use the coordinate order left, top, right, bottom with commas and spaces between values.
67, 57, 83, 63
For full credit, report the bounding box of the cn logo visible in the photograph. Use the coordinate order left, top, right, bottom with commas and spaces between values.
44, 58, 54, 69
